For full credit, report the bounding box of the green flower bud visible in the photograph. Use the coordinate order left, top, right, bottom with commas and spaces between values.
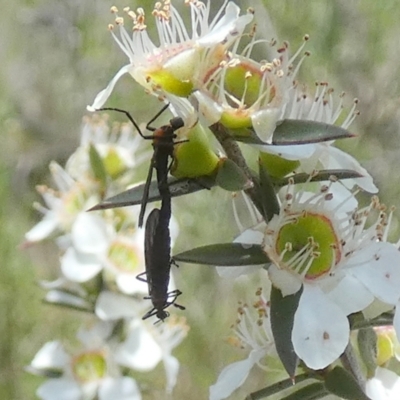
259, 152, 300, 178
172, 124, 219, 178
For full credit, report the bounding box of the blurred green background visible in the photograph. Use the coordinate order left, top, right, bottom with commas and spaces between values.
1, 0, 400, 398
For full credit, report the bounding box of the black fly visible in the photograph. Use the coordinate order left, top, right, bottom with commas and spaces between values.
97, 104, 184, 227
97, 104, 185, 321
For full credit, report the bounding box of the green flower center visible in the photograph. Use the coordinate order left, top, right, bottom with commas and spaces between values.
224, 63, 272, 108
103, 147, 126, 178
72, 351, 107, 383
275, 212, 341, 279
108, 240, 140, 273
218, 61, 276, 130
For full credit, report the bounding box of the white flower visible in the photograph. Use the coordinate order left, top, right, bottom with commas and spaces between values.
257, 83, 378, 193
28, 322, 142, 400
192, 32, 309, 143
66, 113, 147, 184
264, 185, 400, 369
210, 289, 275, 400
366, 367, 400, 400
25, 163, 101, 243
95, 293, 189, 392
60, 213, 146, 290
88, 0, 253, 110
230, 183, 400, 369
114, 315, 189, 393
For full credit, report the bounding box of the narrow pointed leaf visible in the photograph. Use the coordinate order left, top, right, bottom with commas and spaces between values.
246, 373, 314, 400
274, 169, 364, 187
89, 176, 214, 211
89, 143, 107, 186
270, 286, 301, 377
272, 120, 355, 145
280, 382, 327, 400
324, 367, 371, 400
173, 243, 269, 266
25, 366, 63, 378
258, 160, 280, 222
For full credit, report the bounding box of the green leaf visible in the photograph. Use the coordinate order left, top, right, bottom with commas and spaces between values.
274, 169, 364, 187
89, 143, 107, 186
89, 176, 214, 211
280, 382, 327, 400
173, 243, 269, 266
246, 373, 314, 400
324, 366, 371, 400
216, 158, 252, 191
258, 160, 280, 222
272, 119, 355, 145
270, 286, 300, 378
229, 127, 268, 144
25, 366, 63, 378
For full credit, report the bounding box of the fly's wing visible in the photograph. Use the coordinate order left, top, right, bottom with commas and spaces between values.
139, 154, 156, 228
144, 208, 160, 294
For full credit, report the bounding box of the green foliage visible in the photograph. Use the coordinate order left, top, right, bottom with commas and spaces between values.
1, 0, 400, 398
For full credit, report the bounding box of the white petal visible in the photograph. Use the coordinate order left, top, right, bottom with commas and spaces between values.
61, 247, 103, 282
347, 242, 400, 305
320, 146, 378, 193
31, 341, 69, 370
45, 290, 91, 310
251, 108, 280, 144
257, 143, 316, 160
327, 181, 358, 211
36, 378, 81, 400
292, 284, 349, 370
25, 214, 59, 242
77, 320, 114, 347
99, 377, 141, 400
71, 213, 110, 254
95, 291, 140, 320
198, 3, 252, 46
87, 65, 131, 111
116, 273, 146, 295
192, 91, 222, 126
163, 354, 179, 394
268, 265, 302, 296
216, 265, 264, 279
326, 274, 374, 315
234, 228, 264, 245
366, 367, 400, 400
115, 322, 162, 371
363, 299, 394, 320
209, 350, 264, 400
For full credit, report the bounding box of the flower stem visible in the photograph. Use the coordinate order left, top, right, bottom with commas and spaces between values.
209, 122, 271, 218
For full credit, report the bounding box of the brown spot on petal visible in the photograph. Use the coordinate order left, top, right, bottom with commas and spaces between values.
323, 331, 330, 340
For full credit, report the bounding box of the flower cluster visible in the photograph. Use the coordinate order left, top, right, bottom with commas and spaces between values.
25, 1, 400, 399
25, 114, 188, 399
